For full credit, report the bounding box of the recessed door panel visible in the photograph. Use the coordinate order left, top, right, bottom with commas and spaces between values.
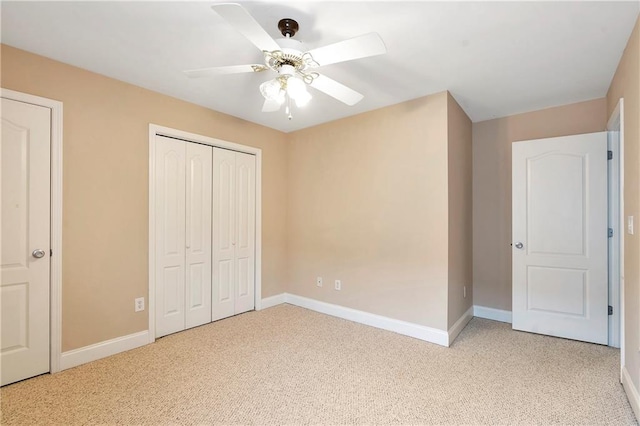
237, 257, 249, 297
1, 283, 28, 353
512, 132, 607, 344
188, 157, 204, 252
527, 267, 586, 316
237, 164, 250, 250
1, 120, 28, 270
213, 259, 234, 320
163, 152, 182, 256
217, 160, 234, 252
1, 98, 51, 386
528, 153, 586, 256
163, 266, 181, 315
218, 260, 232, 301
188, 263, 204, 308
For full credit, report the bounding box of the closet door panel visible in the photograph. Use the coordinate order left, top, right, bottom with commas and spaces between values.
185, 143, 212, 328
212, 148, 236, 321
155, 136, 186, 337
234, 152, 256, 314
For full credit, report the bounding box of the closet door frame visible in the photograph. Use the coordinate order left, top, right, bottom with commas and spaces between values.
148, 124, 262, 343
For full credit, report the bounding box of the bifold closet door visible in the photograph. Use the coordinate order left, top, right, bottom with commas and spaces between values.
185, 142, 212, 329
155, 136, 212, 337
234, 152, 256, 315
212, 148, 256, 321
155, 136, 186, 337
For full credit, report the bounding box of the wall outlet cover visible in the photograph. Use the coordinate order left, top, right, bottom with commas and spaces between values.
135, 297, 145, 312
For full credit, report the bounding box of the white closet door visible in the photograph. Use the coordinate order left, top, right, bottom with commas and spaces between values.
155, 136, 186, 337
185, 143, 212, 329
234, 152, 256, 314
1, 98, 51, 386
212, 148, 237, 321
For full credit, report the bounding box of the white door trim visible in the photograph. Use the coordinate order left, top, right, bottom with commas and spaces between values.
1, 88, 63, 374
607, 99, 625, 364
148, 124, 262, 343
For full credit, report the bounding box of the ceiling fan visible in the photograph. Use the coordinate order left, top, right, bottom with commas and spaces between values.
184, 3, 387, 119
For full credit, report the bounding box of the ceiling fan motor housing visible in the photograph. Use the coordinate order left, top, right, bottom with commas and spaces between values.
267, 38, 307, 72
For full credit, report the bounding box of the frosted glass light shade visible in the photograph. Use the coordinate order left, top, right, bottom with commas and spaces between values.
286, 76, 307, 99
274, 89, 285, 105
294, 90, 312, 107
260, 79, 283, 100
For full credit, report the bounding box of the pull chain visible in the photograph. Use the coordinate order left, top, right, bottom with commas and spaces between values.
286, 96, 292, 120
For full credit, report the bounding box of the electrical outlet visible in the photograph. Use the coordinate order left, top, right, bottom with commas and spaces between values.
335, 280, 341, 291
135, 297, 145, 312
316, 277, 323, 287
463, 286, 466, 298
628, 216, 634, 235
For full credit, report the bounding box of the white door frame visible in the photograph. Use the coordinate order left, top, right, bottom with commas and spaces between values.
148, 124, 262, 342
607, 99, 624, 357
1, 88, 63, 374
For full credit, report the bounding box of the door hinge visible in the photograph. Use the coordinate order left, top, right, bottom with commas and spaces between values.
608, 228, 614, 238
608, 150, 613, 160
608, 305, 613, 315
50, 249, 53, 257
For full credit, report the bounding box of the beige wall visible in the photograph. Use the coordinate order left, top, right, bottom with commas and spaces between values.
287, 92, 451, 330
9, 25, 621, 353
472, 98, 607, 311
1, 45, 288, 351
447, 93, 473, 328
2, 44, 471, 349
607, 16, 640, 396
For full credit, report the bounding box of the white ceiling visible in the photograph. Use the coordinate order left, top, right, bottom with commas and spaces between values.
2, 1, 638, 133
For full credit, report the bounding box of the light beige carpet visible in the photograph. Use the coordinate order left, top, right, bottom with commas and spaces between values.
1, 304, 636, 425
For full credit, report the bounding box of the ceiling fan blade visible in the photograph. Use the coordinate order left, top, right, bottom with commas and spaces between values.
184, 64, 267, 78
306, 32, 386, 67
310, 74, 364, 106
262, 99, 282, 112
212, 3, 280, 53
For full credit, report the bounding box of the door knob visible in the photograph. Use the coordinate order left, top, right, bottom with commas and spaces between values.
514, 242, 524, 249
32, 249, 46, 258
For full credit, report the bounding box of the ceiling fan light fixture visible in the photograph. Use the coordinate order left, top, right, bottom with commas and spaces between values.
286, 76, 310, 105
260, 78, 283, 101
293, 87, 312, 107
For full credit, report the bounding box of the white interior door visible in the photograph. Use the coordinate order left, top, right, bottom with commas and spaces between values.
185, 142, 212, 329
234, 152, 256, 315
512, 132, 608, 344
212, 147, 236, 321
155, 136, 186, 337
1, 98, 51, 386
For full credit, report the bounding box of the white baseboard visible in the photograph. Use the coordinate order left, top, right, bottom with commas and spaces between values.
448, 306, 473, 345
473, 305, 512, 323
285, 293, 449, 347
260, 293, 286, 310
622, 365, 640, 422
60, 330, 150, 371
